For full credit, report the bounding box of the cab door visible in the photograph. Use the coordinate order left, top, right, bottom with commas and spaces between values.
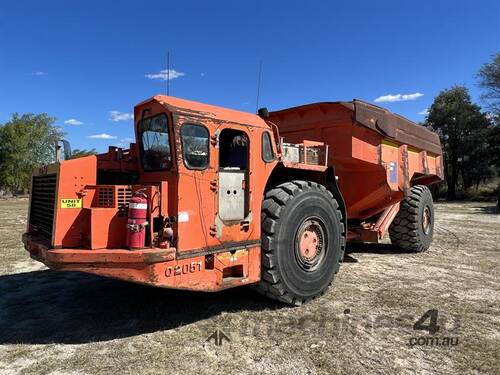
175, 117, 220, 252
175, 118, 255, 251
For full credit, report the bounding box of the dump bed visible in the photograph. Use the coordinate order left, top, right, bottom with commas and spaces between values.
269, 100, 443, 220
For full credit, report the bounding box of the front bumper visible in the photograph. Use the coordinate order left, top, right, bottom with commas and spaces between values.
22, 232, 175, 267
22, 233, 260, 291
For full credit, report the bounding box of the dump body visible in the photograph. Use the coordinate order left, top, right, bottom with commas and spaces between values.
269, 100, 443, 220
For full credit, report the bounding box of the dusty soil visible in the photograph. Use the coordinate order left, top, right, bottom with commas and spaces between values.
0, 200, 498, 374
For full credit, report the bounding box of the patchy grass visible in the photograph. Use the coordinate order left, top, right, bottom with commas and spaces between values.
0, 200, 499, 374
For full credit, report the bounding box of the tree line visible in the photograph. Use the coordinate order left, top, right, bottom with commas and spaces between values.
0, 115, 96, 195
0, 53, 499, 199
425, 53, 499, 200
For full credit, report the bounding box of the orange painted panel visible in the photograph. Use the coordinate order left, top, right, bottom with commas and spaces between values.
53, 156, 97, 248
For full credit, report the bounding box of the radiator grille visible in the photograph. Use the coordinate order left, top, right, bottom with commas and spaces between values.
29, 174, 57, 238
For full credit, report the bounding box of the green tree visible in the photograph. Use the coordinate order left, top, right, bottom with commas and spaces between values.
488, 118, 500, 167
478, 52, 500, 116
426, 86, 493, 199
0, 113, 63, 194
70, 148, 98, 159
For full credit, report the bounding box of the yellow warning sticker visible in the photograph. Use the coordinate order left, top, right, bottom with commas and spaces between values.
61, 198, 82, 208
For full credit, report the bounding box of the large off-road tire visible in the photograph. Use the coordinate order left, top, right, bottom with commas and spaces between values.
389, 185, 434, 252
255, 180, 345, 306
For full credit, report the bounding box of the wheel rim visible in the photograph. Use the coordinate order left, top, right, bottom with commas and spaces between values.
422, 206, 431, 235
294, 217, 327, 272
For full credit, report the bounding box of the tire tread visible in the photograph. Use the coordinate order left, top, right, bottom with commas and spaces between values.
389, 185, 433, 252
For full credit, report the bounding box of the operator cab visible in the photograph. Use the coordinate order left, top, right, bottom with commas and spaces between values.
130, 95, 274, 250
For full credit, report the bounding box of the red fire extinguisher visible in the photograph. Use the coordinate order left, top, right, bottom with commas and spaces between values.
126, 190, 148, 249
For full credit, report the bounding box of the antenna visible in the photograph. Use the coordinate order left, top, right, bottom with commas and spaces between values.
255, 60, 263, 112
167, 51, 170, 96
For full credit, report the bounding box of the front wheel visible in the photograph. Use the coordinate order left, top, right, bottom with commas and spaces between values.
255, 180, 345, 305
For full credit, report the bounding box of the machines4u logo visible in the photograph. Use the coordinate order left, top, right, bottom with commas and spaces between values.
206, 329, 231, 346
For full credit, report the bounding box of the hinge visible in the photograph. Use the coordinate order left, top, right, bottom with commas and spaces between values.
210, 179, 218, 192
211, 130, 220, 147
240, 220, 250, 232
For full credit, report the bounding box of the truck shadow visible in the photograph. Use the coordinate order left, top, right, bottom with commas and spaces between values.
1, 244, 412, 345
345, 242, 412, 255
470, 205, 499, 215
0, 270, 282, 345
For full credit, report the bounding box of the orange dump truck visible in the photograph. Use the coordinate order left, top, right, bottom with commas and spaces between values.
23, 96, 443, 305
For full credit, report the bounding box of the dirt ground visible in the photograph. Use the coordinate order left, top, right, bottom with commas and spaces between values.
0, 199, 498, 374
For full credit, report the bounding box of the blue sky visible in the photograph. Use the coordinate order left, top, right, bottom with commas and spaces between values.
1, 0, 499, 152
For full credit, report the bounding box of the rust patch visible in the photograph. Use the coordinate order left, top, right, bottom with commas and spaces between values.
143, 249, 176, 264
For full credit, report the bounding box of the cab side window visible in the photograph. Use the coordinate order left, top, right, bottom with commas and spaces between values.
181, 124, 209, 170
262, 132, 275, 162
219, 129, 248, 170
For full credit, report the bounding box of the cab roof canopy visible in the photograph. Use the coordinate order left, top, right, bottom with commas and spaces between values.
136, 95, 268, 128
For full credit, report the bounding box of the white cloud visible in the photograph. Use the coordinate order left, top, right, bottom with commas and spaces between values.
374, 92, 424, 103
64, 118, 83, 125
109, 110, 133, 121
33, 71, 47, 76
145, 69, 185, 81
88, 133, 117, 139
418, 108, 429, 115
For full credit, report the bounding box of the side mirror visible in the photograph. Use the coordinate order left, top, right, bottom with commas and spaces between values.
61, 140, 72, 160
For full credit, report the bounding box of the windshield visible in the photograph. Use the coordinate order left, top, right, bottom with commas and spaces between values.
139, 113, 171, 171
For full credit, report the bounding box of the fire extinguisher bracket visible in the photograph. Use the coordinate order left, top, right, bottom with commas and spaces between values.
126, 222, 149, 232
126, 192, 149, 249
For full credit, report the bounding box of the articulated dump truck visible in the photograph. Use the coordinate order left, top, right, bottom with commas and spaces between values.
23, 96, 443, 305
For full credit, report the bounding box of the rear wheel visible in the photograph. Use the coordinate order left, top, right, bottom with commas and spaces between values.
389, 185, 434, 252
255, 180, 345, 305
